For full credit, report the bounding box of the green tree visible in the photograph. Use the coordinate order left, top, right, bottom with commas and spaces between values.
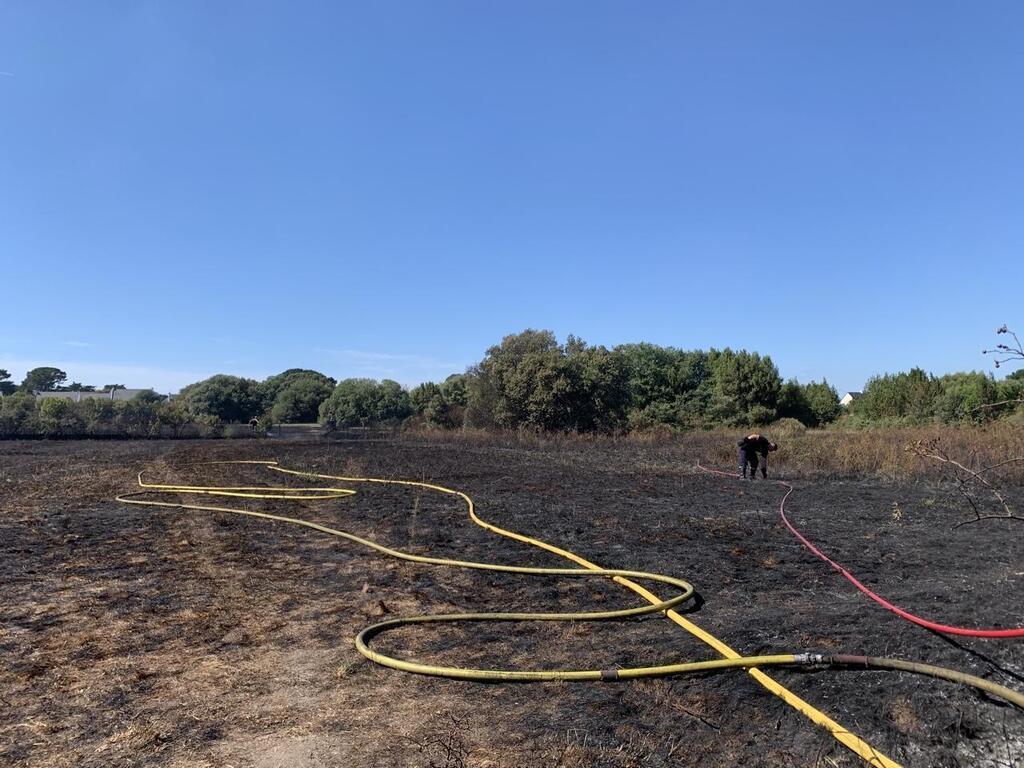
469, 329, 561, 429
855, 368, 941, 424
615, 343, 681, 409
270, 376, 334, 423
467, 330, 629, 432
410, 382, 444, 414
259, 369, 336, 411
463, 366, 500, 429
38, 398, 85, 436
993, 377, 1024, 418
376, 379, 413, 422
119, 400, 162, 437
562, 341, 630, 432
157, 399, 192, 437
79, 398, 117, 435
0, 393, 39, 435
804, 380, 841, 426
777, 380, 814, 426
133, 389, 166, 404
179, 375, 262, 423
708, 350, 781, 425
319, 379, 413, 427
0, 369, 15, 396
441, 374, 469, 406
933, 372, 998, 424
21, 367, 68, 392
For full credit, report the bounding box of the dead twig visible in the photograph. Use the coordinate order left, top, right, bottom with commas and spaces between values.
906, 438, 1024, 528
982, 325, 1024, 369
969, 397, 1024, 413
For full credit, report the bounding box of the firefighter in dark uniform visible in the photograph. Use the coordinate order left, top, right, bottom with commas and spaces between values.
738, 433, 778, 479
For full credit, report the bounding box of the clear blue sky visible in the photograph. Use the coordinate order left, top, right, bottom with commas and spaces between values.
2, 2, 1022, 394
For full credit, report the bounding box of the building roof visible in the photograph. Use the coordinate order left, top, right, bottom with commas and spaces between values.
34, 388, 153, 402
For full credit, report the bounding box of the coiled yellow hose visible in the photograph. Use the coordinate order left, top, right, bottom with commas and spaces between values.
114, 460, 1024, 766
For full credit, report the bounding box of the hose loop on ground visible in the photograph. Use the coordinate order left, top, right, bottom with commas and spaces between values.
115, 459, 1024, 766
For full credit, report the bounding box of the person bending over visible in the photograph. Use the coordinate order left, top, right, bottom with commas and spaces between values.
738, 433, 778, 479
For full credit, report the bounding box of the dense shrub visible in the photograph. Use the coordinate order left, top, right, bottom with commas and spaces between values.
465, 330, 630, 433
778, 379, 840, 428
259, 369, 335, 411
319, 379, 413, 428
0, 394, 40, 435
614, 345, 783, 429
6, 327, 1021, 439
0, 396, 166, 438
270, 377, 335, 423
410, 382, 444, 414
179, 375, 262, 423
441, 374, 469, 407
707, 349, 781, 425
843, 369, 1019, 426
852, 368, 941, 424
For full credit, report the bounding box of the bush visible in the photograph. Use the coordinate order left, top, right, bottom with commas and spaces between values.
133, 389, 166, 404
770, 417, 807, 437
424, 395, 463, 429
0, 394, 40, 436
38, 398, 85, 437
778, 379, 840, 427
467, 330, 629, 433
441, 374, 469, 407
319, 379, 413, 428
270, 377, 334, 423
708, 349, 781, 425
410, 382, 443, 414
933, 372, 998, 425
259, 369, 335, 412
804, 380, 841, 426
179, 375, 262, 423
853, 368, 941, 424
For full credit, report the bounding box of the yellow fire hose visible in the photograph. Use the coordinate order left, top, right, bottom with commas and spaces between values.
115, 460, 1024, 767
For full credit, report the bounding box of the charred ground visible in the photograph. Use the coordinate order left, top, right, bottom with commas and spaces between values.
1, 438, 1022, 767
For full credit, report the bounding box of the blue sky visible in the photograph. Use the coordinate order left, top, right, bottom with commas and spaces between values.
2, 2, 1022, 394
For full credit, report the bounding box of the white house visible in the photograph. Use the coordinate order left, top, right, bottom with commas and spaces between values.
839, 391, 862, 407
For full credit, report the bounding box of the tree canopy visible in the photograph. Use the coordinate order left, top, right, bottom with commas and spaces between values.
179, 375, 262, 423
319, 379, 413, 427
21, 367, 68, 392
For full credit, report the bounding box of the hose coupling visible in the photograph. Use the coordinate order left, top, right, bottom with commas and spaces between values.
793, 653, 827, 666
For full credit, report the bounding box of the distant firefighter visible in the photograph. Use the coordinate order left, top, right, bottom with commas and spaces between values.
737, 433, 778, 479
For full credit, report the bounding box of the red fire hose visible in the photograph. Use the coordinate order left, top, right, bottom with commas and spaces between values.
696, 462, 1024, 639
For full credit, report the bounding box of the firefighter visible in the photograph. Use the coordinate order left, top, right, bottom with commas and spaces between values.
738, 433, 778, 479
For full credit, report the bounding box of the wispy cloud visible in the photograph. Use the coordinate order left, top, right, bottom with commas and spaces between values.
0, 72, 13, 77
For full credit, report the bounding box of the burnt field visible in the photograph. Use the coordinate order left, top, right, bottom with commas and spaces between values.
2, 438, 1023, 768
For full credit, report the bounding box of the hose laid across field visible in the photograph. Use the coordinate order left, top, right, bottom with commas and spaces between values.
696, 462, 1024, 638
116, 460, 1024, 768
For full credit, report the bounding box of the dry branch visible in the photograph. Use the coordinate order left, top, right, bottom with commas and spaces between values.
906, 438, 1024, 528
982, 325, 1024, 369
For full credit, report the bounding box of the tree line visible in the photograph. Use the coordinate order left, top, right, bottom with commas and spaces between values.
2, 328, 1021, 438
